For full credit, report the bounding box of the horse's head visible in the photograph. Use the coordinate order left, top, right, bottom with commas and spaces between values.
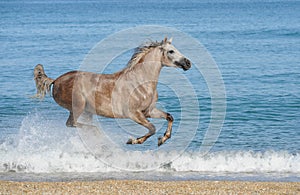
160, 37, 191, 71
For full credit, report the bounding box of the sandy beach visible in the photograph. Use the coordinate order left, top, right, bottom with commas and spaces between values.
1, 180, 299, 194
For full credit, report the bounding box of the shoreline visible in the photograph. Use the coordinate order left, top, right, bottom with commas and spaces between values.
1, 180, 299, 194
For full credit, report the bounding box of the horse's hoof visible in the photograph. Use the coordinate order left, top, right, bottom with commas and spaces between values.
127, 138, 133, 144
158, 137, 163, 146
76, 123, 84, 128
66, 124, 77, 128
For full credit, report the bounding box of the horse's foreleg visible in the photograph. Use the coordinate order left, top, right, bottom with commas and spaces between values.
127, 111, 156, 145
158, 113, 173, 146
149, 108, 174, 146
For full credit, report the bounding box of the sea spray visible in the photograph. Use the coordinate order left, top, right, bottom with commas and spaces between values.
1, 113, 299, 174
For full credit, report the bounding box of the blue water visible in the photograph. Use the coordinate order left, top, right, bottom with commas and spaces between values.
0, 0, 299, 181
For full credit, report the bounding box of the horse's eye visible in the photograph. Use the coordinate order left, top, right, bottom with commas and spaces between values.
168, 50, 175, 54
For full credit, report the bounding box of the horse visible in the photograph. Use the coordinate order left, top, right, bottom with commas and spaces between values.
33, 37, 191, 146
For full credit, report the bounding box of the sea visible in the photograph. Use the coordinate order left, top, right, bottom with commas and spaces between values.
0, 0, 299, 182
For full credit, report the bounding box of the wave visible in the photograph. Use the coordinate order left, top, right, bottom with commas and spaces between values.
209, 28, 300, 39
0, 113, 299, 174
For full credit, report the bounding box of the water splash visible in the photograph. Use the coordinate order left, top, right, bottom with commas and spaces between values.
0, 113, 299, 176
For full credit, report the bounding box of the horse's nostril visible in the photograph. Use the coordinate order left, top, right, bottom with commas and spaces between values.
185, 58, 191, 68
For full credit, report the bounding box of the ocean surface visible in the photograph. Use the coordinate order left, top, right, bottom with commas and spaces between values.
0, 0, 299, 182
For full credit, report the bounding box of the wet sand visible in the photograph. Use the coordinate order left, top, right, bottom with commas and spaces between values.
1, 180, 299, 194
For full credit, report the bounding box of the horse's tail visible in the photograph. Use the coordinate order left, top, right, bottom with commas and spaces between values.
33, 64, 55, 99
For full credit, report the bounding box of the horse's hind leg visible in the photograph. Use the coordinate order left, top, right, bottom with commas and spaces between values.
66, 112, 75, 127
66, 111, 84, 127
79, 111, 93, 125
66, 95, 86, 127
67, 111, 93, 127
127, 111, 156, 145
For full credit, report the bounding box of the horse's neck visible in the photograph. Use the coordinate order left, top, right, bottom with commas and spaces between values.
124, 48, 162, 83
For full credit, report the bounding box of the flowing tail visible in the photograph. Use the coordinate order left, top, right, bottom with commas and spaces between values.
33, 64, 55, 99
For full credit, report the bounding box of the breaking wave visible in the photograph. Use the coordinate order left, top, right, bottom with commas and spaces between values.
0, 113, 299, 175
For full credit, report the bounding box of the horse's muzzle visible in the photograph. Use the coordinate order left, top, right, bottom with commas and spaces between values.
175, 58, 191, 71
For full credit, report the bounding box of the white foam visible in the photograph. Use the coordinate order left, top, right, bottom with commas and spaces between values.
0, 113, 299, 174
170, 150, 300, 173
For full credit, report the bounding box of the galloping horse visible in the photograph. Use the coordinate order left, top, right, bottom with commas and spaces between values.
34, 37, 191, 146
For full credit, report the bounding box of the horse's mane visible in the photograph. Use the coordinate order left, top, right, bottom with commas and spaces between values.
126, 40, 163, 69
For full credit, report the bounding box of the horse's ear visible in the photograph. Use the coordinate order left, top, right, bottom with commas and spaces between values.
163, 37, 168, 43
169, 37, 173, 43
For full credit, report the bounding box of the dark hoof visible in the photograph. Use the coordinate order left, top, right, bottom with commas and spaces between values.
127, 138, 133, 144
158, 137, 164, 146
66, 124, 77, 128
